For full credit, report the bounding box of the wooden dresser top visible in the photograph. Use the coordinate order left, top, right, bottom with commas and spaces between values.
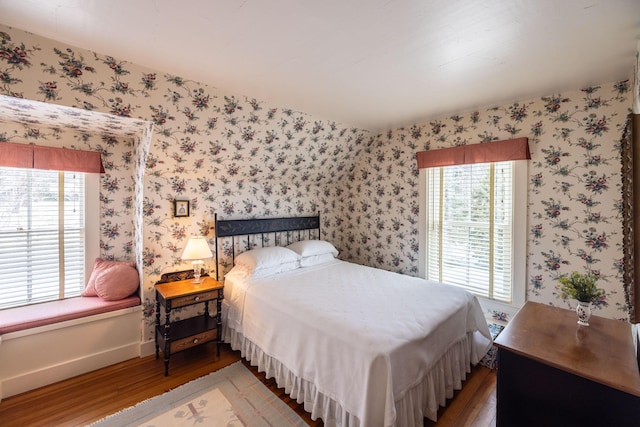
494, 301, 640, 396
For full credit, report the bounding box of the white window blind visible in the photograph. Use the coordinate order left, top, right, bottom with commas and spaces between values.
426, 161, 514, 303
0, 167, 85, 309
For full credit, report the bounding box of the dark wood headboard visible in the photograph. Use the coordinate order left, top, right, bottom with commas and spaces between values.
214, 212, 320, 280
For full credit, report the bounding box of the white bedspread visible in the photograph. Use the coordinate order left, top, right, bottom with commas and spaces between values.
225, 260, 491, 426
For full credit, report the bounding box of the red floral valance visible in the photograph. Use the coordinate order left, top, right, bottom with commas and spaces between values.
0, 142, 105, 173
416, 137, 530, 169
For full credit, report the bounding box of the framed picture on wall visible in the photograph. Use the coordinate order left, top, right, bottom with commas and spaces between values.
174, 200, 190, 217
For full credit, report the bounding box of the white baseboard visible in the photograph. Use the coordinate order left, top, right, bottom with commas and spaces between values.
1, 307, 143, 401
1, 342, 140, 400
140, 339, 157, 358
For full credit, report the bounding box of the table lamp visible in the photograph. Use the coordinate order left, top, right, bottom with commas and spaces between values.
181, 236, 213, 283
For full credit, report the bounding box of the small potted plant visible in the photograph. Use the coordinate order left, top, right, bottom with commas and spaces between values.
558, 271, 604, 326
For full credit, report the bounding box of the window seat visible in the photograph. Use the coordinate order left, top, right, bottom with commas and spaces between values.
0, 295, 141, 335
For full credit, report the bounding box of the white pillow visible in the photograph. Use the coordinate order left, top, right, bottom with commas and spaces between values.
234, 246, 300, 271
300, 252, 337, 267
227, 260, 299, 279
287, 240, 338, 258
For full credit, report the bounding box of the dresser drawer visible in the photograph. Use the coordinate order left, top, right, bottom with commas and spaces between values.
171, 290, 219, 308
170, 328, 217, 353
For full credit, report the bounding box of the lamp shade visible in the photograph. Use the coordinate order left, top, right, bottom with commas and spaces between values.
181, 236, 213, 260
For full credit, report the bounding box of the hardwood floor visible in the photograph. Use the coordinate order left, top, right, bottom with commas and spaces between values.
0, 343, 496, 426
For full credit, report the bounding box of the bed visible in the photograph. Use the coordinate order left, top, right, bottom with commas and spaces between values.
215, 214, 492, 427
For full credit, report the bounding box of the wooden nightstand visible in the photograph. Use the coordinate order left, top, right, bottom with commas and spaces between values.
155, 276, 224, 376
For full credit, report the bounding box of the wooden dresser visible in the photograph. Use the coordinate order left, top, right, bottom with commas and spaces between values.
494, 301, 640, 427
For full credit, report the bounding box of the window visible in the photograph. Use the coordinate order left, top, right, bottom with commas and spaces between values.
0, 167, 98, 309
420, 160, 526, 306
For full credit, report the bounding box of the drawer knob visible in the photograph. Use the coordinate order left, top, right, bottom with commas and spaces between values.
194, 296, 200, 302
193, 338, 199, 344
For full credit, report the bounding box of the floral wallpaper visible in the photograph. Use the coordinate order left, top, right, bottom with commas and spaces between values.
0, 25, 370, 343
0, 22, 635, 347
343, 84, 632, 322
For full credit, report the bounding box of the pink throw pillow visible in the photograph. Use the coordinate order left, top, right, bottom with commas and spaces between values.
94, 264, 140, 301
82, 258, 137, 297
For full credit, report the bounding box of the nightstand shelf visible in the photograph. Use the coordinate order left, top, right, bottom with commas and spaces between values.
155, 276, 223, 376
155, 316, 218, 353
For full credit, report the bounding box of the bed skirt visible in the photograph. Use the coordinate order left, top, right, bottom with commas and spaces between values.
223, 324, 474, 426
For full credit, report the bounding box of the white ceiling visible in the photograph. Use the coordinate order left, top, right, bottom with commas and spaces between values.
0, 0, 639, 131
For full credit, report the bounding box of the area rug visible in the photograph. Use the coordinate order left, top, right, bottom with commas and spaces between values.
88, 361, 307, 427
479, 322, 506, 369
